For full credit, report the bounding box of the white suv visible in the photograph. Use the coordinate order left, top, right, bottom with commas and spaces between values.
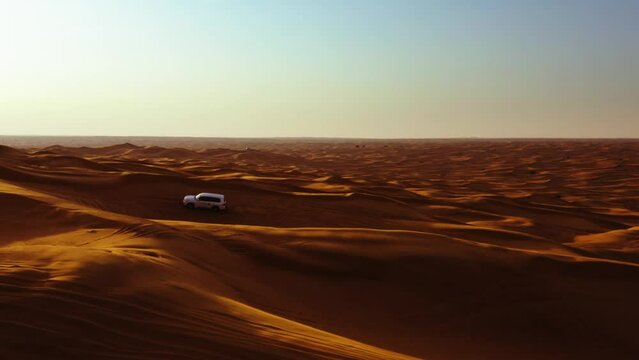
183, 192, 227, 211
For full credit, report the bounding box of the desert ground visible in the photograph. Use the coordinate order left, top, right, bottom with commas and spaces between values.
1, 137, 638, 360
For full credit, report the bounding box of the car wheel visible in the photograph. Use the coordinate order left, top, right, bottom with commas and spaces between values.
186, 203, 194, 209
211, 206, 220, 212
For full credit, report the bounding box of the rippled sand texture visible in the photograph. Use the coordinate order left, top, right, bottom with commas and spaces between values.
1, 139, 638, 359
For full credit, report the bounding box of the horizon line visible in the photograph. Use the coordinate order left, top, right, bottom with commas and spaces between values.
2, 134, 639, 141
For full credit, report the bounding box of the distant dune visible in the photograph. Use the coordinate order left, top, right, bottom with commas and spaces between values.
1, 139, 638, 359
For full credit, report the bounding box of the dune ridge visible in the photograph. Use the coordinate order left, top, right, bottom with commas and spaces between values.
1, 139, 639, 359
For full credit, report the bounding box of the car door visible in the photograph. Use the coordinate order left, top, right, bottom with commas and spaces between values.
209, 197, 221, 208
197, 196, 213, 208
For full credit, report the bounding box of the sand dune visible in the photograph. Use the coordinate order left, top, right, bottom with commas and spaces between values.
1, 139, 639, 359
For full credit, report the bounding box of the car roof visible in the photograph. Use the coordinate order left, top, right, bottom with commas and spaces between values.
197, 192, 224, 198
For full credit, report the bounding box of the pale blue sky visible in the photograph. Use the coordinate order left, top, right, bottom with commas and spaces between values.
0, 0, 637, 137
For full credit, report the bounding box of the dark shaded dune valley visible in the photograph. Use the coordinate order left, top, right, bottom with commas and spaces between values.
1, 138, 639, 359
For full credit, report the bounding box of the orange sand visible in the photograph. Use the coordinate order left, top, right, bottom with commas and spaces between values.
1, 139, 639, 359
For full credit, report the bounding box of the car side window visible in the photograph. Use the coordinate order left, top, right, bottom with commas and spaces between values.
197, 195, 222, 202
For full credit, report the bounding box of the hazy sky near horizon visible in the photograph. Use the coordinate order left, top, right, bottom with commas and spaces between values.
0, 0, 637, 138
